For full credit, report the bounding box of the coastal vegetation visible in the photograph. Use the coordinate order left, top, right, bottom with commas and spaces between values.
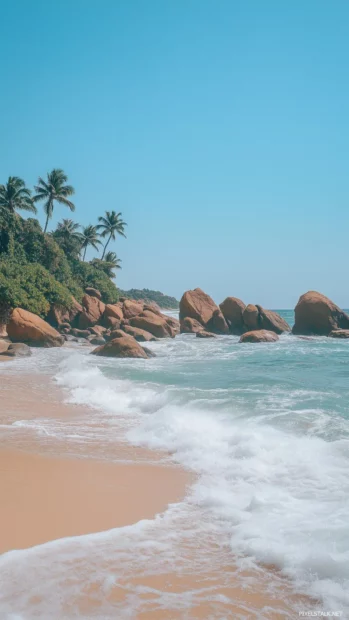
0, 170, 124, 325
118, 288, 179, 309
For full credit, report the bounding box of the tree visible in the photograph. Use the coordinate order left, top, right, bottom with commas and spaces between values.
91, 252, 122, 278
97, 211, 126, 259
33, 169, 75, 233
52, 219, 82, 258
0, 177, 36, 215
79, 225, 101, 261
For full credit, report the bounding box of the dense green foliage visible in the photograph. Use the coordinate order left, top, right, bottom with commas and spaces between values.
34, 169, 75, 233
70, 260, 119, 304
119, 288, 179, 309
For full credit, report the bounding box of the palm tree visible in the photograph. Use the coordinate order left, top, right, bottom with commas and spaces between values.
92, 251, 122, 278
0, 177, 36, 215
55, 219, 81, 239
97, 211, 127, 259
33, 169, 75, 233
80, 225, 102, 261
104, 251, 122, 269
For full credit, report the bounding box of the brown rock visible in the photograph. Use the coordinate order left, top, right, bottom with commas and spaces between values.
71, 328, 91, 339
293, 291, 349, 336
78, 295, 105, 329
180, 317, 205, 334
239, 330, 279, 343
165, 316, 180, 332
257, 306, 291, 334
104, 304, 124, 322
85, 287, 102, 300
122, 324, 158, 342
47, 297, 83, 327
91, 335, 149, 358
143, 303, 162, 315
88, 336, 106, 346
219, 297, 246, 334
196, 331, 216, 338
130, 311, 175, 338
103, 316, 121, 330
7, 308, 64, 348
243, 304, 260, 330
179, 288, 218, 326
142, 346, 156, 358
0, 343, 32, 357
88, 325, 107, 336
329, 329, 349, 339
106, 329, 126, 340
0, 340, 9, 354
122, 300, 144, 319
206, 308, 229, 334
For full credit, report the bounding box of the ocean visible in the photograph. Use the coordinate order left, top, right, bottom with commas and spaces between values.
1, 309, 349, 618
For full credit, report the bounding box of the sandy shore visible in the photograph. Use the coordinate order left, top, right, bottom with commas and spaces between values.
0, 360, 311, 618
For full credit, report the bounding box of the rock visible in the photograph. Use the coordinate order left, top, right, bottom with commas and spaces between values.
257, 306, 291, 334
7, 308, 64, 348
0, 343, 32, 357
142, 346, 156, 357
293, 291, 349, 336
122, 324, 158, 342
219, 297, 246, 334
143, 303, 162, 315
58, 322, 71, 332
78, 295, 105, 329
179, 288, 218, 326
0, 341, 9, 354
88, 336, 106, 345
106, 329, 126, 340
71, 328, 91, 338
104, 304, 124, 322
88, 325, 107, 336
180, 317, 205, 334
242, 304, 259, 330
103, 316, 121, 330
165, 316, 180, 333
64, 335, 79, 342
130, 311, 176, 338
122, 300, 144, 319
206, 308, 229, 334
196, 331, 216, 338
47, 297, 83, 327
329, 329, 349, 339
239, 330, 279, 343
85, 287, 102, 300
91, 335, 149, 358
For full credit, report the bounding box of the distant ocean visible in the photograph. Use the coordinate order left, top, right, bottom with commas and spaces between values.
1, 309, 349, 617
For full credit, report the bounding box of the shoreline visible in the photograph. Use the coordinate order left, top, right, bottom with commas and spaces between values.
0, 358, 313, 617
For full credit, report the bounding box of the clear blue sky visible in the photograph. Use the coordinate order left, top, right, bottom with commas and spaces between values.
1, 0, 348, 308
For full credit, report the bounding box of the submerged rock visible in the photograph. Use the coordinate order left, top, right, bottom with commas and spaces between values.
239, 330, 279, 343
196, 330, 216, 338
122, 324, 158, 342
329, 329, 349, 339
1, 343, 32, 357
91, 334, 149, 358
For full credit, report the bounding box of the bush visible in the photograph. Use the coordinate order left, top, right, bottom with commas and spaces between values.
71, 260, 119, 304
118, 288, 179, 309
0, 258, 73, 317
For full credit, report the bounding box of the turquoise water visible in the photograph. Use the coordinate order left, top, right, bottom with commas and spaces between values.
0, 311, 348, 617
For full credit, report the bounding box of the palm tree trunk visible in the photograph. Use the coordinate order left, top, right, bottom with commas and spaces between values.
101, 233, 112, 260
83, 246, 87, 261
43, 200, 53, 233
44, 211, 50, 233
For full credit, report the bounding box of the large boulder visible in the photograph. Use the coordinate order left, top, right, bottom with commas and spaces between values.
179, 288, 217, 325
165, 316, 180, 333
242, 304, 259, 330
293, 291, 349, 336
257, 306, 290, 334
85, 287, 102, 300
104, 304, 124, 322
103, 316, 121, 330
91, 334, 149, 358
130, 311, 176, 338
122, 300, 144, 319
219, 297, 246, 334
122, 324, 158, 342
180, 317, 205, 334
47, 297, 83, 327
206, 308, 229, 334
78, 295, 105, 329
7, 308, 64, 347
329, 329, 349, 339
239, 330, 279, 343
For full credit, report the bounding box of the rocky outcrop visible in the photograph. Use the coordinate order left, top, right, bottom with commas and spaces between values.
180, 288, 228, 334
104, 304, 123, 322
257, 306, 290, 334
165, 316, 180, 333
219, 297, 246, 334
122, 324, 158, 342
242, 304, 259, 330
122, 300, 144, 319
196, 331, 216, 338
47, 297, 83, 327
7, 308, 64, 347
85, 287, 102, 300
0, 343, 32, 357
329, 329, 349, 339
293, 291, 349, 336
239, 330, 279, 343
130, 310, 176, 338
78, 294, 105, 329
180, 317, 204, 334
91, 334, 149, 358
